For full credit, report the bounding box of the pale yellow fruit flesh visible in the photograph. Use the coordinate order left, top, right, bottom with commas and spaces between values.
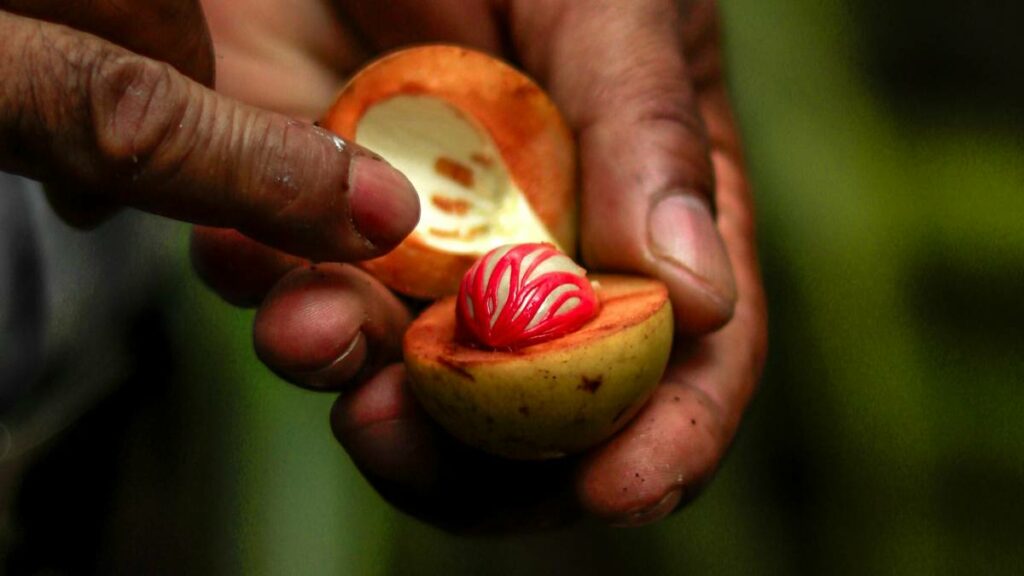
355, 95, 559, 255
403, 275, 673, 460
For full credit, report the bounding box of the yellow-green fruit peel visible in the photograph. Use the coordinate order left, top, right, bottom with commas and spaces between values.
403, 274, 673, 459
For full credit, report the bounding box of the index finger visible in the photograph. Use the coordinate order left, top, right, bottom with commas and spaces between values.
0, 11, 419, 262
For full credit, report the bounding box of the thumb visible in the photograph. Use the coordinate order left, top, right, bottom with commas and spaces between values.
0, 10, 419, 262
512, 0, 736, 333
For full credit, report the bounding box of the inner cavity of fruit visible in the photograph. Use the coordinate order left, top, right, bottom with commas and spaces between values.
355, 95, 558, 254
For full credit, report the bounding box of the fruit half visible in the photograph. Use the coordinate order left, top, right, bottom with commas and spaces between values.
403, 275, 673, 460
322, 45, 576, 299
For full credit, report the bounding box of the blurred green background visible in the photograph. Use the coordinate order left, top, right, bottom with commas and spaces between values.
13, 0, 1024, 573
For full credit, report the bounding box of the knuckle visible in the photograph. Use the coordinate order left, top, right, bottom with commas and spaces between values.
0, 16, 130, 178
634, 90, 710, 148
6, 21, 88, 133
244, 115, 306, 217
643, 106, 716, 197
225, 113, 349, 256
90, 52, 191, 174
581, 51, 716, 196
629, 77, 712, 151
248, 118, 344, 224
626, 101, 716, 199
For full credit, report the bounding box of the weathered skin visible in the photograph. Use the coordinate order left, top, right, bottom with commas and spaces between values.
404, 274, 673, 459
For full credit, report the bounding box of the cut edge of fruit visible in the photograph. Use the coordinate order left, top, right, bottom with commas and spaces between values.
406, 275, 671, 363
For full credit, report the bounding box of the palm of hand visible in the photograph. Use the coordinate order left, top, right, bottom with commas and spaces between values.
195, 0, 766, 531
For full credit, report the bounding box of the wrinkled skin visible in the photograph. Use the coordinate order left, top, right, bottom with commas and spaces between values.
0, 0, 767, 531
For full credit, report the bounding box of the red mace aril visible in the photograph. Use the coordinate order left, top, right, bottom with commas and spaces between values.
456, 243, 599, 349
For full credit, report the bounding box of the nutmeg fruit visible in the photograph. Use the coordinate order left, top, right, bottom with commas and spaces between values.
322, 45, 576, 299
404, 244, 672, 460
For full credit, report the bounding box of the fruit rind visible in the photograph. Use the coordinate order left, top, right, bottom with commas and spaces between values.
322, 45, 576, 299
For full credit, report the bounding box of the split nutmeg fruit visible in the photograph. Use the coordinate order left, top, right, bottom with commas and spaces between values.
323, 46, 673, 459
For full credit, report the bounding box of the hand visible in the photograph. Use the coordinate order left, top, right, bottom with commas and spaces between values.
0, 0, 419, 260
193, 0, 767, 531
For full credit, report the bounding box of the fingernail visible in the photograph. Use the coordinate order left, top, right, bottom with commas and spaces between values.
348, 155, 420, 249
289, 331, 368, 390
648, 192, 737, 307
611, 490, 682, 528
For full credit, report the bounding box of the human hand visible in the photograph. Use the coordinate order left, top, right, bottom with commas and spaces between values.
193, 0, 767, 531
0, 0, 419, 260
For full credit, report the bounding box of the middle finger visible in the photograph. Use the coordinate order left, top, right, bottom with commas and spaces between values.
254, 263, 412, 391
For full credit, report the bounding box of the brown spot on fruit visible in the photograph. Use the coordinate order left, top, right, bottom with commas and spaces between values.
578, 376, 603, 393
512, 83, 540, 99
518, 405, 530, 416
429, 228, 460, 239
428, 225, 490, 241
399, 81, 429, 94
470, 152, 493, 167
436, 357, 474, 381
435, 156, 475, 187
431, 194, 472, 216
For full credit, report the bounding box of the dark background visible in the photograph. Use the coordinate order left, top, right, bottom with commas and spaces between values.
8, 0, 1024, 573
